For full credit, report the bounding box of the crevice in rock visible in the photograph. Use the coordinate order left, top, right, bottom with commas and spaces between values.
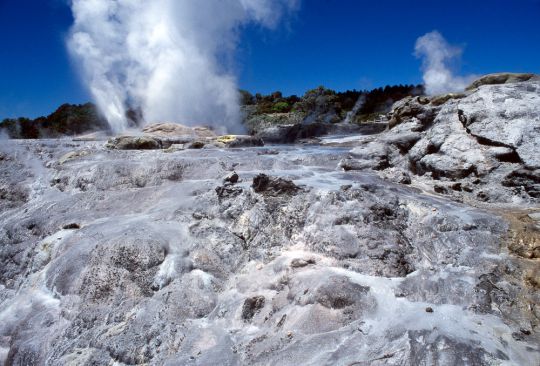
457, 109, 524, 164
233, 232, 248, 250
425, 142, 440, 155
495, 150, 523, 164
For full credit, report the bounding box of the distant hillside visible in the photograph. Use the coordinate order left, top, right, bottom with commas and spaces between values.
242, 84, 423, 121
1, 84, 423, 139
242, 84, 423, 136
0, 103, 109, 139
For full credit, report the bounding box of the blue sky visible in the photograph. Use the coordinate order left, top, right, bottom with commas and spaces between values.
1, 0, 539, 119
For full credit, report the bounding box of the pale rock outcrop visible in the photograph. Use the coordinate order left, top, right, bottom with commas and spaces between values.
344, 74, 540, 203
141, 122, 216, 138
465, 72, 538, 90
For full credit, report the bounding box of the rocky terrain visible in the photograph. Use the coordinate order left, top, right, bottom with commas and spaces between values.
0, 74, 539, 365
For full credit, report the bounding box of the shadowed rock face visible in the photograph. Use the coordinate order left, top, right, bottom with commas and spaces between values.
0, 76, 539, 365
251, 173, 301, 196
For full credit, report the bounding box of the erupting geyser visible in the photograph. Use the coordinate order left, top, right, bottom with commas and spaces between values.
68, 0, 298, 133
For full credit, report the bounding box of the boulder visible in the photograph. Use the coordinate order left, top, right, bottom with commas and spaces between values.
223, 172, 239, 184
339, 158, 378, 171
429, 92, 466, 106
141, 122, 215, 138
106, 136, 162, 150
346, 74, 540, 203
256, 124, 301, 144
290, 258, 315, 268
382, 168, 412, 185
466, 73, 538, 91
241, 296, 265, 321
58, 150, 91, 164
252, 173, 300, 196
342, 141, 390, 170
313, 276, 373, 310
216, 135, 264, 148
107, 133, 264, 150
388, 96, 438, 129
381, 132, 421, 153
215, 185, 243, 199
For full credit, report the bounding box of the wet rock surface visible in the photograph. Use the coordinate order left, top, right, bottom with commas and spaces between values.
251, 173, 301, 196
0, 76, 539, 365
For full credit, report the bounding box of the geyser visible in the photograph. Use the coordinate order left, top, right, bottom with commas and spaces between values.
415, 30, 476, 96
68, 0, 298, 133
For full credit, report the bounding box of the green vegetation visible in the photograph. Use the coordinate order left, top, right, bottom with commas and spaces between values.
271, 102, 291, 113
0, 103, 109, 139
242, 84, 424, 122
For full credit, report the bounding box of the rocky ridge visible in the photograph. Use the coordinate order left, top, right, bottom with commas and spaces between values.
339, 73, 540, 207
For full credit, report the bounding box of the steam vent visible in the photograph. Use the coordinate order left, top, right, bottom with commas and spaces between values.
1, 1, 540, 365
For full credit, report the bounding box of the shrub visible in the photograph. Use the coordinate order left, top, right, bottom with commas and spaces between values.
271, 101, 291, 113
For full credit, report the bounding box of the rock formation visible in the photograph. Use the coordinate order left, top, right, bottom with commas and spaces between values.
0, 74, 539, 365
342, 73, 540, 205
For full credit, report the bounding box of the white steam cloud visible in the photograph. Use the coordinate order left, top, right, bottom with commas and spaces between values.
68, 0, 298, 133
415, 31, 476, 96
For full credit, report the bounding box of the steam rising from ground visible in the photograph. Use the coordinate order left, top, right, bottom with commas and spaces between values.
415, 31, 476, 95
69, 0, 298, 133
344, 95, 365, 124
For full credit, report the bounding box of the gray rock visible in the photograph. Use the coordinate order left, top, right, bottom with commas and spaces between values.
290, 258, 315, 268
388, 96, 438, 129
141, 122, 216, 138
458, 80, 540, 168
339, 157, 379, 171
429, 92, 467, 106
381, 132, 421, 153
382, 168, 412, 185
1, 79, 539, 365
251, 173, 301, 195
347, 75, 540, 203
347, 141, 390, 170
216, 135, 264, 148
106, 135, 163, 150
256, 124, 301, 144
224, 172, 239, 184
58, 150, 91, 164
313, 276, 374, 311
466, 72, 538, 90
242, 296, 265, 321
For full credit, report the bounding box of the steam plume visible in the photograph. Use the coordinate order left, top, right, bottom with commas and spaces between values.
344, 95, 365, 124
415, 31, 475, 96
68, 0, 298, 133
